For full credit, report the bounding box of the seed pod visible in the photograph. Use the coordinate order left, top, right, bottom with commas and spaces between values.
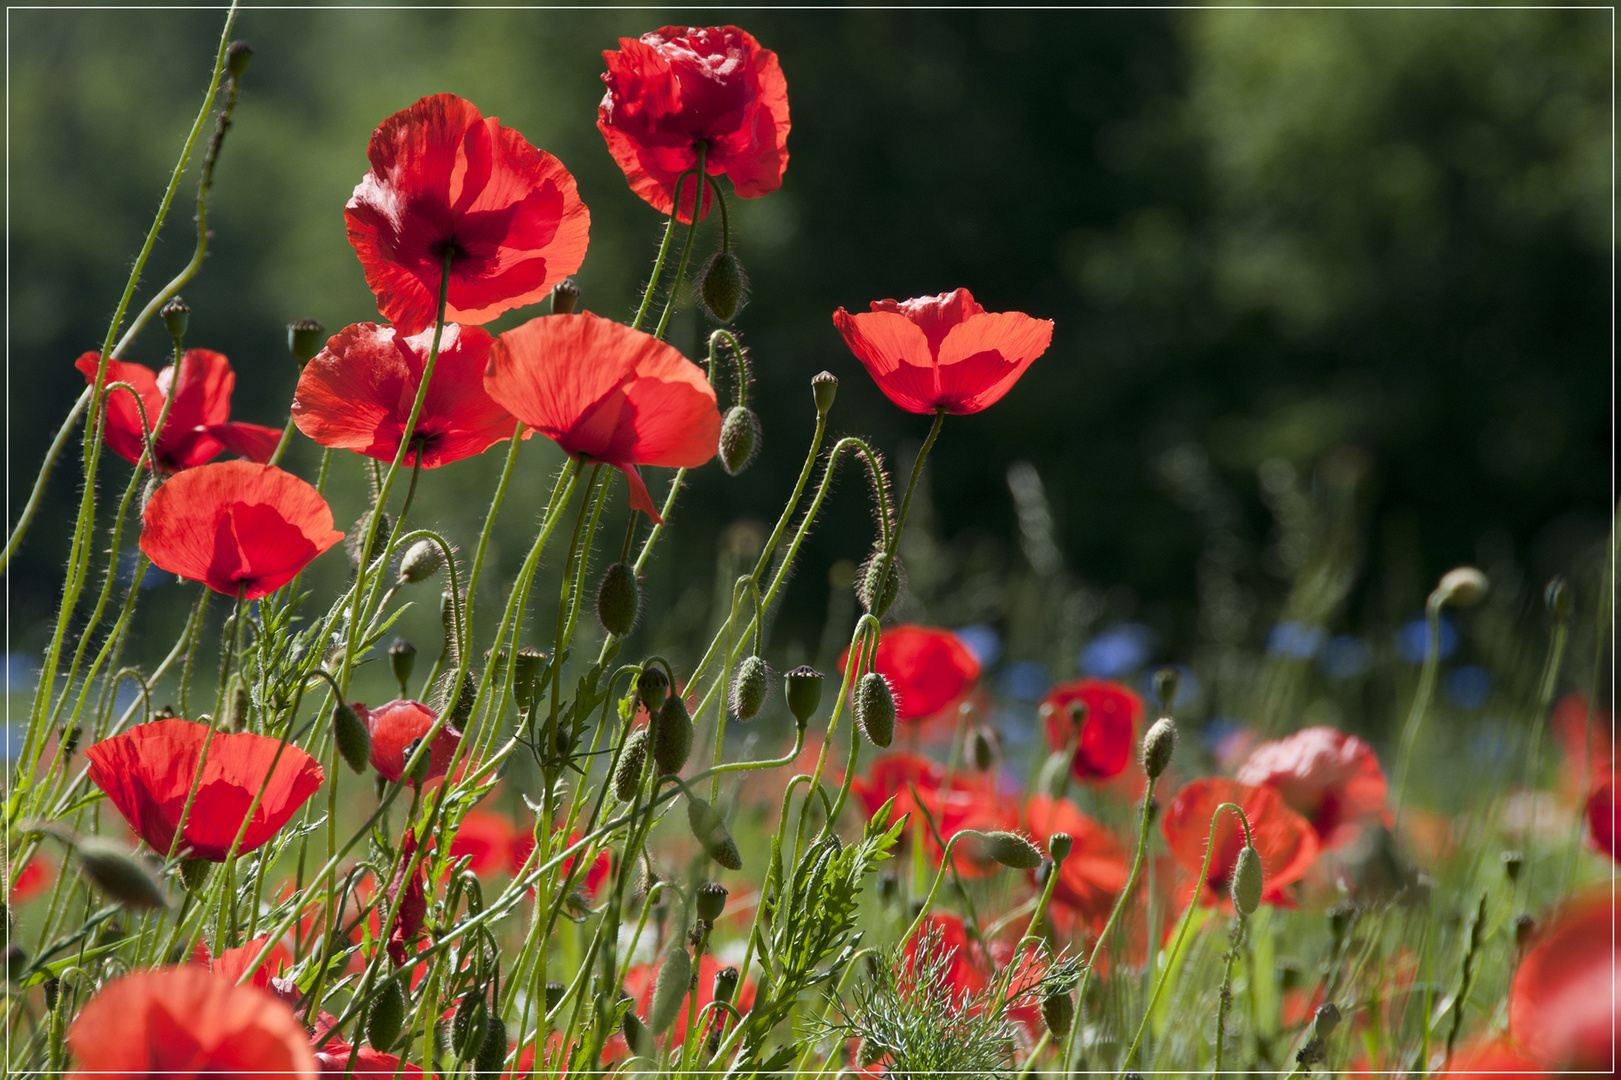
1514, 913, 1536, 950
596, 562, 641, 637
811, 370, 838, 416
613, 729, 649, 802
649, 945, 692, 1035
367, 978, 405, 1050
512, 647, 547, 709
1152, 665, 1180, 711
784, 665, 824, 727
637, 666, 669, 716
982, 831, 1044, 870
970, 725, 996, 771
854, 672, 896, 748
333, 701, 370, 774
713, 965, 740, 1007
161, 296, 190, 341
225, 40, 253, 79
389, 639, 417, 695
1142, 717, 1176, 780
1040, 985, 1074, 1039
718, 405, 762, 476
75, 838, 166, 910
1501, 850, 1524, 882
730, 656, 770, 722
621, 1009, 653, 1058
179, 857, 212, 894
397, 539, 444, 585
699, 250, 749, 323
857, 552, 902, 618
687, 796, 742, 871
452, 989, 489, 1059
653, 694, 693, 777
473, 1013, 507, 1077
1311, 1002, 1342, 1039
544, 980, 566, 1013
288, 317, 325, 364
695, 881, 728, 923
1432, 566, 1489, 609
1232, 844, 1263, 916
550, 279, 580, 315
1047, 832, 1073, 864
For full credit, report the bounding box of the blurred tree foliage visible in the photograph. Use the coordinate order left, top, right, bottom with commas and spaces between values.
5, 8, 1609, 689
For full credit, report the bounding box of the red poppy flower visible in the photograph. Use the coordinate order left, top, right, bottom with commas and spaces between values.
76, 349, 281, 472
1554, 692, 1615, 796
1235, 727, 1390, 849
385, 829, 429, 969
8, 853, 51, 905
1025, 795, 1129, 934
598, 26, 789, 222
315, 1043, 425, 1078
624, 953, 757, 1048
837, 625, 980, 723
1438, 1038, 1545, 1079
1586, 775, 1616, 861
903, 913, 989, 1008
85, 718, 324, 862
1160, 777, 1318, 908
832, 289, 1053, 415
449, 808, 518, 878
139, 460, 344, 601
1040, 678, 1144, 782
66, 965, 318, 1077
483, 313, 722, 523
292, 322, 517, 468
359, 699, 461, 786
1510, 890, 1617, 1069
201, 934, 294, 989
849, 752, 1016, 878
346, 93, 590, 335
511, 829, 611, 898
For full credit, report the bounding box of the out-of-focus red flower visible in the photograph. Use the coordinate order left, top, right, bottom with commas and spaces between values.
1553, 692, 1614, 792
449, 808, 518, 878
598, 26, 789, 222
76, 349, 281, 472
292, 322, 516, 468
1235, 727, 1390, 849
833, 289, 1052, 415
545, 831, 612, 898
385, 829, 429, 969
139, 460, 344, 600
8, 853, 52, 905
1161, 777, 1318, 908
1040, 678, 1144, 782
199, 934, 294, 989
359, 699, 461, 786
624, 953, 757, 1048
904, 913, 986, 1006
837, 625, 980, 723
66, 966, 318, 1077
1586, 775, 1616, 861
345, 94, 589, 334
315, 1042, 425, 1078
1438, 1037, 1546, 1079
849, 752, 1016, 878
1510, 890, 1617, 1069
85, 718, 324, 862
1024, 795, 1129, 934
484, 313, 721, 523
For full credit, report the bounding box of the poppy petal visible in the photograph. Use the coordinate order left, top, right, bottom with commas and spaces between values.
936, 312, 1053, 414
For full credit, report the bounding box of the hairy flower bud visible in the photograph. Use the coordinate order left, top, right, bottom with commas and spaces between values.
982, 831, 1044, 870
332, 700, 370, 775
687, 796, 742, 871
857, 551, 902, 617
1048, 831, 1073, 864
1041, 985, 1075, 1039
75, 838, 166, 910
699, 250, 749, 323
1152, 665, 1180, 711
1431, 566, 1489, 611
653, 693, 693, 777
161, 296, 190, 341
397, 539, 444, 585
970, 725, 997, 771
473, 1013, 507, 1077
225, 40, 253, 80
368, 978, 406, 1051
854, 672, 896, 748
613, 729, 649, 802
512, 646, 547, 710
389, 638, 416, 695
1037, 748, 1071, 799
452, 989, 488, 1059
550, 279, 580, 315
621, 1009, 653, 1058
596, 562, 641, 638
696, 881, 728, 924
649, 945, 692, 1035
1142, 717, 1176, 780
784, 665, 824, 728
718, 405, 762, 476
637, 666, 669, 716
348, 512, 392, 573
287, 318, 324, 364
811, 370, 838, 416
1232, 844, 1263, 916
225, 680, 251, 733
730, 656, 770, 722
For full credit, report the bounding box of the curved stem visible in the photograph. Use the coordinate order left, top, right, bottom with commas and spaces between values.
885, 407, 945, 561
1392, 599, 1447, 829
654, 146, 707, 341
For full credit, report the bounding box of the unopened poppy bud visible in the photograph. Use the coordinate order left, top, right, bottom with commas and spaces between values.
513, 646, 546, 708
730, 656, 770, 721
699, 250, 749, 323
389, 639, 416, 695
857, 552, 902, 617
649, 945, 692, 1034
398, 539, 444, 585
550, 279, 580, 315
160, 296, 190, 340
854, 672, 896, 748
1545, 576, 1572, 620
368, 978, 406, 1051
1311, 1002, 1341, 1039
179, 857, 212, 894
473, 1014, 507, 1077
1041, 985, 1075, 1039
811, 371, 838, 415
1142, 717, 1176, 780
596, 562, 641, 637
226, 680, 252, 733
970, 725, 997, 771
1232, 844, 1263, 916
621, 1009, 653, 1058
287, 318, 324, 364
1048, 832, 1073, 864
713, 965, 739, 1005
687, 796, 742, 870
613, 729, 648, 802
696, 881, 728, 923
1514, 913, 1536, 950
653, 693, 693, 776
784, 665, 824, 727
452, 988, 489, 1059
1431, 566, 1489, 610
718, 405, 762, 476
1152, 665, 1180, 711
637, 666, 669, 715
544, 981, 566, 1012
1500, 850, 1524, 882
333, 701, 370, 774
1037, 748, 1071, 798
75, 838, 166, 910
439, 671, 477, 727
225, 40, 253, 80
348, 512, 392, 572
983, 831, 1044, 870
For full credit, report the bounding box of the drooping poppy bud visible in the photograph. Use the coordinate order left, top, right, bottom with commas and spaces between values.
368, 978, 405, 1050
982, 831, 1043, 870
696, 881, 728, 923
718, 405, 761, 476
1041, 985, 1074, 1039
333, 701, 370, 774
653, 694, 693, 776
397, 539, 444, 585
649, 945, 692, 1035
812, 370, 838, 415
287, 318, 324, 364
621, 1009, 653, 1058
225, 40, 253, 79
637, 666, 669, 716
1432, 566, 1489, 609
75, 838, 167, 910
551, 279, 580, 315
1142, 717, 1176, 780
597, 562, 641, 638
614, 729, 649, 802
784, 665, 823, 727
161, 296, 190, 341
730, 656, 770, 721
699, 251, 749, 323
389, 639, 416, 696
1232, 844, 1263, 916
687, 796, 742, 870
854, 672, 896, 748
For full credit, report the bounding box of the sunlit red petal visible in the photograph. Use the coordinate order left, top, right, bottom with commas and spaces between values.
1161, 777, 1318, 906
838, 625, 980, 722
1510, 890, 1616, 1069
1236, 727, 1390, 848
359, 699, 461, 786
1040, 679, 1144, 782
1025, 794, 1129, 932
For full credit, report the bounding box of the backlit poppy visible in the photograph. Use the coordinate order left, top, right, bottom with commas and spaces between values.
838, 625, 980, 723
1024, 794, 1129, 934
292, 322, 517, 468
1510, 890, 1617, 1069
1040, 678, 1144, 782
624, 953, 757, 1048
849, 752, 1016, 878
359, 699, 461, 786
85, 718, 324, 862
201, 934, 294, 989
1161, 777, 1318, 908
449, 808, 517, 878
139, 460, 344, 600
483, 312, 722, 523
1235, 727, 1390, 848
346, 93, 590, 334
832, 289, 1052, 415
76, 348, 280, 472
66, 965, 318, 1077
509, 828, 612, 898
598, 26, 789, 222
315, 1043, 425, 1078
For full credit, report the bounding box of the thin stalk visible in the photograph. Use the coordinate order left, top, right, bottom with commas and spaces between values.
654, 148, 707, 341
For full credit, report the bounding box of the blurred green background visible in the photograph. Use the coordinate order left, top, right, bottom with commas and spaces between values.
5, 8, 1611, 752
